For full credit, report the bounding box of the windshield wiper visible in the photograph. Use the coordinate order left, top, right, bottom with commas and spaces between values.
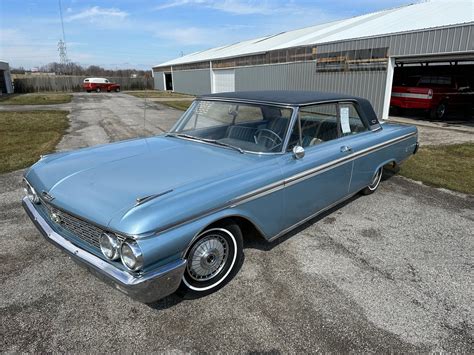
164, 132, 198, 140
200, 138, 245, 154
165, 133, 244, 154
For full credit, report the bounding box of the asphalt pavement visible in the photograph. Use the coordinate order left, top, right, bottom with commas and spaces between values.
1, 93, 473, 352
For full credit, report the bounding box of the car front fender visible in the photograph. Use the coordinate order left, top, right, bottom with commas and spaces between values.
136, 206, 268, 272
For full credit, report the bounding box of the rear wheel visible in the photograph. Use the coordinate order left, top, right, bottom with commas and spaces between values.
115, 87, 120, 92
180, 222, 243, 296
361, 167, 383, 195
429, 102, 447, 120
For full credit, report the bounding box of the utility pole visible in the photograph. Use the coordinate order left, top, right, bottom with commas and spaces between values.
57, 0, 69, 72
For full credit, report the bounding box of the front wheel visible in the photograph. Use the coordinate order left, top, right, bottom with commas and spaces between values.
361, 167, 383, 195
180, 222, 243, 296
115, 87, 120, 92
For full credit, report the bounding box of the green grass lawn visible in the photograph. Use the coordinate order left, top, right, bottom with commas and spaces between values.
399, 143, 474, 194
0, 93, 72, 105
0, 111, 69, 173
125, 90, 193, 99
159, 100, 193, 111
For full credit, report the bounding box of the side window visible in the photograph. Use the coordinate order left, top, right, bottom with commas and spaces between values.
299, 103, 339, 147
339, 103, 367, 137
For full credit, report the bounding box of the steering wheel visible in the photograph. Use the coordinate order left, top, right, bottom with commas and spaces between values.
254, 129, 283, 151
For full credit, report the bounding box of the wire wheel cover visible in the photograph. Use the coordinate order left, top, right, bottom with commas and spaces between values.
187, 234, 229, 281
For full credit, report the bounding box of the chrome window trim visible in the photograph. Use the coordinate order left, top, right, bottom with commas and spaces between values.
197, 97, 298, 109
282, 105, 300, 153
170, 100, 198, 132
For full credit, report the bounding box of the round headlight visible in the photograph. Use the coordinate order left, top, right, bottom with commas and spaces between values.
120, 241, 144, 271
24, 181, 40, 204
99, 233, 120, 260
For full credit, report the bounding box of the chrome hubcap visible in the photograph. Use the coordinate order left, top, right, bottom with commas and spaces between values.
187, 234, 229, 281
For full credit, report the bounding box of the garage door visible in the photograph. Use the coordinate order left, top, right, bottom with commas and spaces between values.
212, 69, 235, 93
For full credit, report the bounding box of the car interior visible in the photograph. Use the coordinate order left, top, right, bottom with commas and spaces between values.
178, 102, 367, 153
179, 104, 292, 152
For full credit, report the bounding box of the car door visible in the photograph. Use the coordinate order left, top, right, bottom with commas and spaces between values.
280, 102, 353, 231
338, 102, 381, 193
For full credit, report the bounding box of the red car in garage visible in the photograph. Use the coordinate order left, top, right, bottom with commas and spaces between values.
391, 75, 473, 119
83, 78, 121, 93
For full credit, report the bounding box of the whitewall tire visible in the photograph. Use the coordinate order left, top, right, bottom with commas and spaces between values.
181, 223, 243, 295
361, 167, 383, 195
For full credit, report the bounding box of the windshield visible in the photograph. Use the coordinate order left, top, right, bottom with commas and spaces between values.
169, 100, 294, 153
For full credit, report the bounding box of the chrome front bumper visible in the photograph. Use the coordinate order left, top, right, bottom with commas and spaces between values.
22, 197, 186, 303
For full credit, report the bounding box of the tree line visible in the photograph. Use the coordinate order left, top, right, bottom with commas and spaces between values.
11, 62, 152, 78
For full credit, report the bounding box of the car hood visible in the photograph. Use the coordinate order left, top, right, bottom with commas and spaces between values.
25, 136, 260, 229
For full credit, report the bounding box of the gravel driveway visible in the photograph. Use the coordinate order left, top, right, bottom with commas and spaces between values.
1, 93, 473, 352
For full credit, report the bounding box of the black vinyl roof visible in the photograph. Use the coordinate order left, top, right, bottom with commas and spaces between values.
200, 90, 362, 105
199, 90, 380, 127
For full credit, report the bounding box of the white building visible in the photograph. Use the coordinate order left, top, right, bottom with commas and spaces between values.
0, 61, 14, 94
153, 0, 474, 119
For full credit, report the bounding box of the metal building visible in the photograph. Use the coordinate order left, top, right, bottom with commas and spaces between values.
152, 0, 474, 119
0, 61, 14, 94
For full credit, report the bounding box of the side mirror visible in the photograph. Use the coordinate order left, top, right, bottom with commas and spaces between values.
293, 145, 305, 160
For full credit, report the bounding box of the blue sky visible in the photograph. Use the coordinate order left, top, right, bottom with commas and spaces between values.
1, 0, 416, 70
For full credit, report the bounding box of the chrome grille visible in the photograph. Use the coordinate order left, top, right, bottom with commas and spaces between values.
41, 201, 103, 249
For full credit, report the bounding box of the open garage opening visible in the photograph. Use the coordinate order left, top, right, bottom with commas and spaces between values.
389, 56, 474, 123
164, 72, 173, 91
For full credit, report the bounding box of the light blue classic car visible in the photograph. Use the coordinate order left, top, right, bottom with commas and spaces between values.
23, 91, 418, 302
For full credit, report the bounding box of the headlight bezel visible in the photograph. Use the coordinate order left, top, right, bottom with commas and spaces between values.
120, 241, 144, 271
23, 179, 40, 204
99, 232, 121, 261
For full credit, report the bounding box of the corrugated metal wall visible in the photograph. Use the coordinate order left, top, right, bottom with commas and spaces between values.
235, 62, 387, 116
173, 69, 211, 95
156, 24, 473, 117
153, 71, 165, 91
233, 24, 473, 117
318, 23, 473, 55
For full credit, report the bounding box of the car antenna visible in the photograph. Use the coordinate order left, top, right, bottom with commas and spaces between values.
143, 82, 147, 136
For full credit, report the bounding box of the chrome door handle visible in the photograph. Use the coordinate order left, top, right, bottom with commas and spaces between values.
340, 145, 352, 153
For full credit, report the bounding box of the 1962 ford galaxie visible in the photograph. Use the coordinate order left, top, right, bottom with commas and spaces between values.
23, 91, 418, 303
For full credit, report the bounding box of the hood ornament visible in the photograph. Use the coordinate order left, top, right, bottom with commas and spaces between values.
42, 190, 55, 202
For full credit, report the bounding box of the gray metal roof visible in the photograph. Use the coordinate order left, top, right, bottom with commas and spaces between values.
154, 0, 474, 68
